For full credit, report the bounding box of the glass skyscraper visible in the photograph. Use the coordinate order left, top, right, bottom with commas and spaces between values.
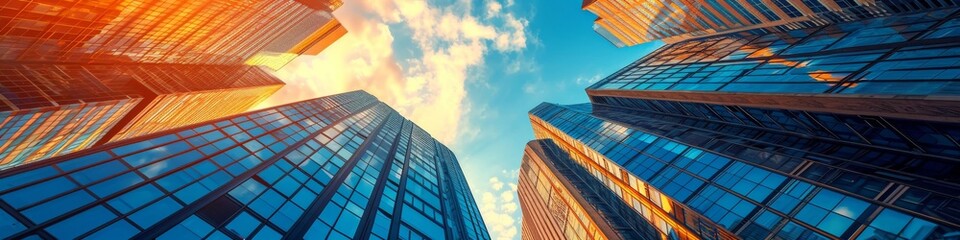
584, 0, 960, 46
0, 91, 490, 240
0, 0, 349, 168
0, 0, 343, 66
519, 139, 663, 240
521, 5, 960, 240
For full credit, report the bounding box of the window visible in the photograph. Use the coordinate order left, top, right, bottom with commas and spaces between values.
857, 208, 944, 240
795, 189, 869, 236
109, 184, 164, 213
0, 210, 25, 238
159, 216, 215, 240
129, 197, 183, 228
86, 220, 140, 240
740, 210, 782, 239
769, 180, 814, 213
686, 185, 756, 230
1, 177, 77, 208
45, 206, 116, 239
22, 190, 95, 223
776, 221, 829, 240
715, 162, 786, 202
227, 212, 262, 238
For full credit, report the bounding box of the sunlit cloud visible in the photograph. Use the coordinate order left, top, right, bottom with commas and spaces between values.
480, 170, 521, 240
258, 0, 529, 145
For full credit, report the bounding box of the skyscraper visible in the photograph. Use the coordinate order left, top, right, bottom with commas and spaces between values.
95, 64, 284, 144
518, 139, 664, 240
589, 7, 960, 122
0, 64, 141, 168
0, 0, 344, 66
520, 5, 960, 240
584, 0, 960, 47
244, 14, 349, 70
0, 63, 283, 169
0, 91, 490, 240
0, 0, 350, 167
526, 101, 960, 239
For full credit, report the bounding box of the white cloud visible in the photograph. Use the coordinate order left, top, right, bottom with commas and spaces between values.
576, 73, 603, 85
485, 0, 502, 19
258, 0, 530, 145
479, 169, 521, 240
490, 177, 505, 191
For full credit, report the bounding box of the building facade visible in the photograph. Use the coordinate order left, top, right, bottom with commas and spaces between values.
526, 101, 960, 240
0, 64, 141, 169
0, 91, 490, 240
94, 64, 284, 144
0, 63, 283, 169
584, 0, 960, 46
0, 0, 343, 66
520, 5, 960, 240
518, 139, 664, 240
589, 7, 960, 122
0, 0, 352, 167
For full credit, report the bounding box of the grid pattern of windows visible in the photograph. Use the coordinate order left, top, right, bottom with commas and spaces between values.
0, 0, 351, 169
581, 0, 957, 47
590, 95, 960, 195
527, 102, 960, 239
0, 91, 490, 240
590, 8, 960, 96
518, 140, 663, 240
0, 0, 328, 66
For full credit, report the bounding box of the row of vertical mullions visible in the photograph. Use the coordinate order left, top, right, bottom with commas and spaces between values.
587, 103, 960, 236
825, 7, 960, 94
195, 103, 384, 239
353, 118, 408, 239
431, 140, 453, 239
0, 95, 318, 239
124, 99, 330, 239
595, 97, 952, 165
550, 104, 795, 238
142, 1, 221, 62
387, 127, 435, 239
133, 96, 380, 239
280, 109, 397, 239
548, 108, 751, 238
527, 116, 709, 239
540, 106, 769, 239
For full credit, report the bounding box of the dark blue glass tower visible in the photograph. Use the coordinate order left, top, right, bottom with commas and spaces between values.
0, 91, 489, 240
520, 6, 960, 240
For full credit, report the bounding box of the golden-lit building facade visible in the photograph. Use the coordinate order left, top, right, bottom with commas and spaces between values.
518, 140, 667, 240
0, 64, 141, 169
0, 0, 346, 168
1, 0, 343, 65
527, 106, 728, 240
244, 14, 348, 70
96, 65, 283, 143
583, 0, 960, 46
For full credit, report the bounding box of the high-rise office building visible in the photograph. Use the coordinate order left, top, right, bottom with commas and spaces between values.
0, 0, 351, 167
589, 7, 960, 122
95, 64, 284, 143
245, 13, 349, 70
0, 64, 141, 169
0, 91, 490, 240
518, 139, 664, 240
0, 63, 283, 169
520, 5, 960, 240
526, 101, 959, 240
0, 0, 344, 66
584, 0, 960, 47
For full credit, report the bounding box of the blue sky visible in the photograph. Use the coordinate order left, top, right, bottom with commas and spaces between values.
258, 0, 660, 239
